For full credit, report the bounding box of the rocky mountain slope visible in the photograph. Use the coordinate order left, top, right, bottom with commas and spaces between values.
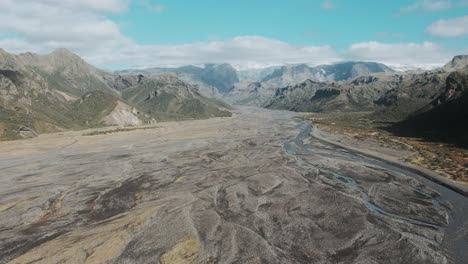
389, 67, 468, 147
0, 49, 231, 140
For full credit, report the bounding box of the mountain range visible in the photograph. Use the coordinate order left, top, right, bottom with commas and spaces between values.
117, 63, 239, 98
1, 48, 467, 146
223, 55, 468, 146
121, 61, 396, 99
0, 49, 231, 140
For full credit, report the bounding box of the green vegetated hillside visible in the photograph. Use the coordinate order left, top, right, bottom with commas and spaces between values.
0, 49, 231, 140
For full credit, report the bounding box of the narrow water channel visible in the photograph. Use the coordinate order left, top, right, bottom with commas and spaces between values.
283, 121, 468, 264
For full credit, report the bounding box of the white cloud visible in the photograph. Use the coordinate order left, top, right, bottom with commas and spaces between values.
0, 0, 131, 55
86, 36, 342, 70
347, 41, 454, 70
427, 16, 468, 37
0, 0, 461, 70
400, 0, 452, 13
0, 1, 339, 70
321, 1, 336, 10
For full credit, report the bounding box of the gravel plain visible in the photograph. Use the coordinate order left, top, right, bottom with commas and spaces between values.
0, 107, 466, 264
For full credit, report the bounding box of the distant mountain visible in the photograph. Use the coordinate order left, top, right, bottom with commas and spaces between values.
226, 61, 395, 105
237, 66, 280, 82
118, 63, 239, 96
120, 61, 394, 99
0, 49, 231, 140
223, 81, 275, 106
260, 61, 394, 88
230, 55, 468, 146
228, 62, 454, 115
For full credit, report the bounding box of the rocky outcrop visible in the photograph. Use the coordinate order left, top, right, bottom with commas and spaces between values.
101, 101, 143, 127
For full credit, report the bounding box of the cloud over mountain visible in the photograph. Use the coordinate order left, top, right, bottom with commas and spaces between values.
0, 0, 464, 70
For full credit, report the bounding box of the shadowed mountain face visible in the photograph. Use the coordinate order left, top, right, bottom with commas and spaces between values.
388, 67, 468, 147
0, 49, 231, 140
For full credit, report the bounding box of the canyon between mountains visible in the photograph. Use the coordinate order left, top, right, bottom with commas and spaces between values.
1, 107, 467, 264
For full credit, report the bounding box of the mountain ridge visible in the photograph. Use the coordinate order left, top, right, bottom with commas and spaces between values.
0, 49, 231, 140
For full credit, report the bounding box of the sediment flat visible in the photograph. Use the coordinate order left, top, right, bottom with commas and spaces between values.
0, 107, 466, 264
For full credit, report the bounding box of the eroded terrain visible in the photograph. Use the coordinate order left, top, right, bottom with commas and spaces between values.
0, 107, 467, 264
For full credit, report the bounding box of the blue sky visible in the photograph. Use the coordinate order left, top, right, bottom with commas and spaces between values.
118, 0, 466, 49
0, 0, 467, 70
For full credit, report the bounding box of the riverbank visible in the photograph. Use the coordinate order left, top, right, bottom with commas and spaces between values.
310, 123, 468, 197
305, 112, 468, 184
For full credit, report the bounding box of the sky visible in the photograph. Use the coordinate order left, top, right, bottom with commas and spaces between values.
0, 0, 467, 70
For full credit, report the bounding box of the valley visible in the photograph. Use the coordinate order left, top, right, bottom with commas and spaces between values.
0, 107, 467, 264
1, 48, 468, 264
1, 1, 468, 263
